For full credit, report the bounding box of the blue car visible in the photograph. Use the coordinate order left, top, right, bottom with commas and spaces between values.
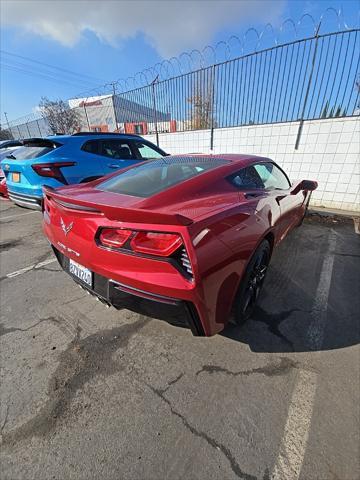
1, 133, 167, 209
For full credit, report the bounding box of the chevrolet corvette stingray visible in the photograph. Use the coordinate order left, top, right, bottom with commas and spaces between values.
42, 154, 317, 336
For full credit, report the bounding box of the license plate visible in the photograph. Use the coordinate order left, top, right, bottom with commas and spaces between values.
69, 259, 93, 287
12, 172, 20, 182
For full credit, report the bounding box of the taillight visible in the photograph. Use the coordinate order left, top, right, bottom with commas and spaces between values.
99, 228, 132, 249
130, 232, 182, 256
32, 162, 75, 182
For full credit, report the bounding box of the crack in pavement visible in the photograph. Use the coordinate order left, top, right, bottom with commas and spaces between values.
1, 316, 149, 447
333, 252, 360, 258
167, 372, 184, 387
145, 380, 258, 480
0, 316, 62, 339
62, 294, 87, 306
195, 357, 300, 378
0, 239, 23, 252
0, 403, 10, 434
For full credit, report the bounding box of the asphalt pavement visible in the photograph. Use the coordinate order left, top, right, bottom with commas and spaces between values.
0, 199, 359, 480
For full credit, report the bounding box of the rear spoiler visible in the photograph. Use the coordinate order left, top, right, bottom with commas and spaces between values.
23, 138, 62, 148
43, 186, 193, 226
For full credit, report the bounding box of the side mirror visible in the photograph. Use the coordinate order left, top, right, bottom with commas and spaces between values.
291, 180, 318, 195
300, 180, 318, 191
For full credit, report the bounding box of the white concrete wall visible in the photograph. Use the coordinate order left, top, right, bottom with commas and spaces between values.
144, 116, 360, 212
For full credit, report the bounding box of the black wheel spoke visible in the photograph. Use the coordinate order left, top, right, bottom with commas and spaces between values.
235, 240, 271, 326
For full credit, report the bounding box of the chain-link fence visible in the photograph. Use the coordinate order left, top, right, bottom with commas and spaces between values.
3, 29, 359, 142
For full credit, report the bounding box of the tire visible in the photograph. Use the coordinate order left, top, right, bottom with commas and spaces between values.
234, 239, 271, 326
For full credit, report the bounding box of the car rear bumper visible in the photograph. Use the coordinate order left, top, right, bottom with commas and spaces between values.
52, 246, 205, 336
8, 191, 43, 210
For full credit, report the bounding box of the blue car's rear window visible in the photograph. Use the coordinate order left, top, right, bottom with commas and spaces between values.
96, 156, 229, 198
7, 146, 54, 160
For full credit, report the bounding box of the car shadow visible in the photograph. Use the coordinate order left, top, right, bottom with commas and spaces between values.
221, 244, 360, 353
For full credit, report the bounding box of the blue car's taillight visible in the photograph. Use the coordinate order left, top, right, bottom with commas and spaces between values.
32, 162, 76, 183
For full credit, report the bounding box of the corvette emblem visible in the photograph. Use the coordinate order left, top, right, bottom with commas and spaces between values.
60, 217, 73, 236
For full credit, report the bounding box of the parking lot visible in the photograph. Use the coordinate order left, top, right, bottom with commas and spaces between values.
0, 199, 359, 480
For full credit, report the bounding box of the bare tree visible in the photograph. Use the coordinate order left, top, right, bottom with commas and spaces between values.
39, 97, 80, 134
187, 80, 216, 130
320, 100, 346, 118
0, 127, 13, 140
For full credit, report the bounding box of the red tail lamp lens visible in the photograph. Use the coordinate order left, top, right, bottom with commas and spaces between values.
32, 162, 75, 181
131, 232, 182, 256
99, 228, 132, 248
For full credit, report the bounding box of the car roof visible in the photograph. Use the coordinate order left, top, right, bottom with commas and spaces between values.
163, 153, 270, 168
45, 133, 143, 143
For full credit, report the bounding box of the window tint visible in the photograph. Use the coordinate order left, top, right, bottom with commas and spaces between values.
231, 166, 264, 189
81, 140, 100, 154
135, 141, 163, 159
6, 146, 53, 160
230, 163, 290, 191
254, 163, 290, 190
100, 140, 134, 159
96, 157, 228, 197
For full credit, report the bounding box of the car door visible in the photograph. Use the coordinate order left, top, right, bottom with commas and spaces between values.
78, 139, 106, 181
253, 162, 303, 239
98, 139, 137, 174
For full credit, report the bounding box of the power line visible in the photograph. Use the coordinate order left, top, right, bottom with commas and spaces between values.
1, 63, 91, 90
0, 50, 107, 84
2, 58, 98, 88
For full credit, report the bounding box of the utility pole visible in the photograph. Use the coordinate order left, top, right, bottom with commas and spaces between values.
4, 112, 14, 139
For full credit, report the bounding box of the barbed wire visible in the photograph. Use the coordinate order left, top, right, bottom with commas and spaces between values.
72, 7, 355, 99
2, 7, 357, 127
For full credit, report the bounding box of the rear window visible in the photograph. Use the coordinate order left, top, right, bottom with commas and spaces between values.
6, 146, 54, 160
96, 156, 229, 198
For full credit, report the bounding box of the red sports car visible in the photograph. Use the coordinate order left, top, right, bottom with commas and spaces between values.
42, 154, 317, 336
0, 168, 9, 199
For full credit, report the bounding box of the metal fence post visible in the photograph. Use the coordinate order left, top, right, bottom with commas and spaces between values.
25, 122, 31, 138
210, 65, 216, 151
111, 93, 118, 132
295, 24, 321, 150
151, 75, 159, 146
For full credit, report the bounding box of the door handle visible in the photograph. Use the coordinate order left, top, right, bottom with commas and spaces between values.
108, 163, 120, 168
244, 192, 263, 199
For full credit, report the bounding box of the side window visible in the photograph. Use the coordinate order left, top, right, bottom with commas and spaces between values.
134, 141, 164, 160
254, 163, 290, 190
81, 140, 100, 155
99, 140, 134, 159
230, 166, 265, 189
